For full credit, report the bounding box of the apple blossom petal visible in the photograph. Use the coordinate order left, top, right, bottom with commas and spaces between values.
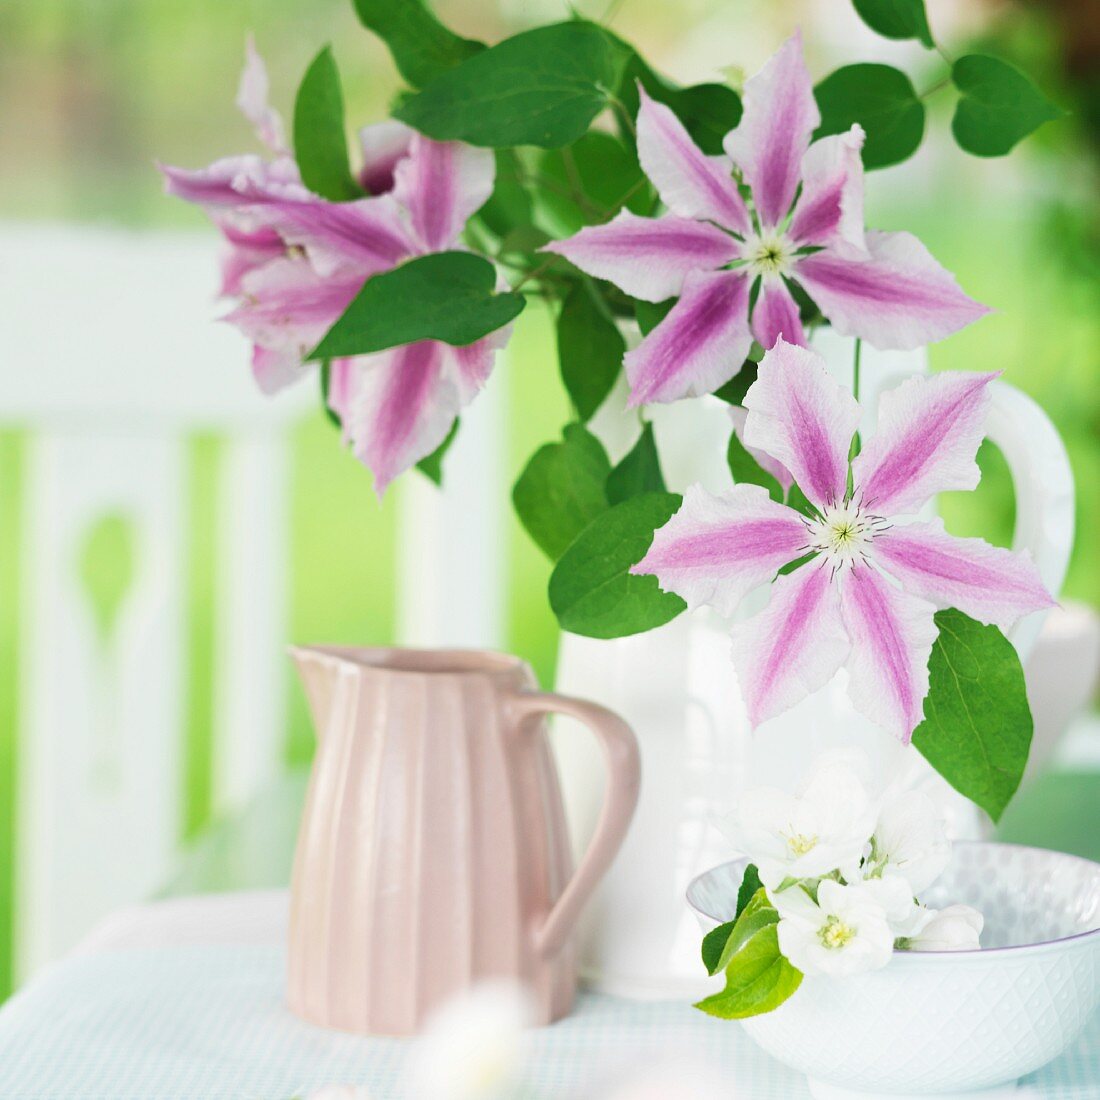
874, 518, 1054, 632
224, 256, 362, 362
345, 341, 463, 495
392, 135, 495, 252
623, 268, 752, 405
255, 195, 415, 276
636, 85, 751, 233
236, 36, 287, 154
751, 277, 806, 348
542, 211, 740, 302
723, 32, 820, 229
731, 561, 850, 729
793, 229, 991, 351
358, 120, 415, 195
728, 406, 793, 492
839, 566, 938, 744
852, 370, 996, 516
788, 125, 866, 254
742, 338, 861, 510
631, 483, 809, 618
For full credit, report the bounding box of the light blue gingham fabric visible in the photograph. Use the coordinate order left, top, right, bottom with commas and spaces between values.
0, 945, 1095, 1099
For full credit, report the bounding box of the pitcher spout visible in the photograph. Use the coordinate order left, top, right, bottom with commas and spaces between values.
289, 645, 350, 740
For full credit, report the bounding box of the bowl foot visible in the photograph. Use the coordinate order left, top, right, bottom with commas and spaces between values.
807, 1078, 1018, 1100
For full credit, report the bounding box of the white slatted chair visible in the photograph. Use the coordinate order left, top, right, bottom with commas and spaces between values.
1, 221, 509, 985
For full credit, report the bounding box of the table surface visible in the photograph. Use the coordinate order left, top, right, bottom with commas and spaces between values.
0, 891, 1096, 1100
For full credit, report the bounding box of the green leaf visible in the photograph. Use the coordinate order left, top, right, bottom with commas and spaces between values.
293, 47, 365, 202
736, 864, 763, 919
728, 428, 783, 502
477, 151, 534, 239
512, 424, 611, 561
558, 282, 625, 421
701, 920, 737, 976
416, 420, 459, 486
912, 609, 1034, 823
395, 22, 630, 149
352, 0, 483, 88
310, 252, 524, 360
695, 924, 802, 1020
634, 298, 674, 336
852, 0, 934, 48
951, 55, 1064, 157
713, 360, 759, 405
550, 492, 687, 638
535, 132, 651, 237
607, 423, 666, 504
815, 64, 925, 169
713, 888, 782, 974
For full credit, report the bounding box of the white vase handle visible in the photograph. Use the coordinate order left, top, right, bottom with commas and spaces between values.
983, 379, 1075, 660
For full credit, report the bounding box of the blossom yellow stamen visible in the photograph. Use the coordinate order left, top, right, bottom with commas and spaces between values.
819, 916, 856, 950
786, 832, 818, 856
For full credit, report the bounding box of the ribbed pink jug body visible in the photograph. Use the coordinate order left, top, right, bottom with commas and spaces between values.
287, 646, 639, 1036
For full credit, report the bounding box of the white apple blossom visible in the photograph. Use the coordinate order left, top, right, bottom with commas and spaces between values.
406, 982, 533, 1100
718, 755, 878, 890
868, 789, 950, 893
774, 880, 894, 977
902, 904, 984, 952
845, 875, 927, 939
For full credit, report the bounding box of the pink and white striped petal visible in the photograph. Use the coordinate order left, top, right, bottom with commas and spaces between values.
840, 565, 938, 744
254, 195, 415, 276
392, 135, 495, 253
624, 268, 752, 405
751, 277, 806, 348
345, 341, 462, 496
631, 483, 809, 618
793, 230, 990, 351
357, 120, 414, 195
215, 219, 285, 296
852, 370, 996, 517
731, 561, 850, 728
236, 36, 287, 155
544, 211, 741, 302
723, 32, 820, 229
224, 256, 363, 364
636, 85, 751, 234
159, 155, 308, 209
788, 125, 867, 255
874, 519, 1054, 632
251, 343, 309, 395
728, 406, 793, 492
742, 338, 861, 510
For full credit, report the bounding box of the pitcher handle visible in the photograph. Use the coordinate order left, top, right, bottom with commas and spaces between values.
984, 379, 1075, 661
509, 691, 640, 960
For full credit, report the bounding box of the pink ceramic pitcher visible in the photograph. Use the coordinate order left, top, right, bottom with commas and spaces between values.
287, 646, 640, 1035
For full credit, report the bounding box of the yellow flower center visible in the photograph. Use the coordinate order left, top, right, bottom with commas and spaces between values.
786, 832, 819, 856
819, 916, 857, 950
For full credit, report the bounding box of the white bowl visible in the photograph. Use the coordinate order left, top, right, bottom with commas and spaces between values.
686, 842, 1100, 1099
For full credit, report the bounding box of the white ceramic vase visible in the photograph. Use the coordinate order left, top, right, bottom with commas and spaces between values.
553, 330, 1076, 998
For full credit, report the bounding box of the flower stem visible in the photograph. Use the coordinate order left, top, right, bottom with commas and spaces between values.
920, 73, 953, 100
852, 337, 862, 402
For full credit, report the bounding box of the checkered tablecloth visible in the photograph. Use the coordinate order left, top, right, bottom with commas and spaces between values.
0, 893, 1095, 1099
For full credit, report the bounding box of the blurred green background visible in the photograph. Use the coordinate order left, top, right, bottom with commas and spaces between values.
0, 0, 1097, 995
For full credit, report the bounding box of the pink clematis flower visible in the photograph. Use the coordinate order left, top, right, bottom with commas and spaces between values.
254, 135, 500, 493
545, 33, 989, 407
162, 41, 506, 493
632, 339, 1053, 743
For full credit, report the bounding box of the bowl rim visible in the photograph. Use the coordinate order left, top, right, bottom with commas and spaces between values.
686, 840, 1100, 960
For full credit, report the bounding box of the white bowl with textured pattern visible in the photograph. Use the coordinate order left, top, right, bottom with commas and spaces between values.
687, 842, 1100, 1099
